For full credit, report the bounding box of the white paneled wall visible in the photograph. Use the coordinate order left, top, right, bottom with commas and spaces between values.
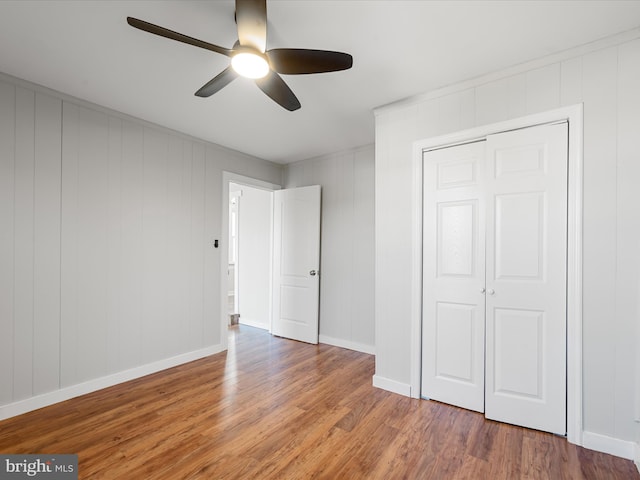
375, 34, 640, 453
582, 47, 619, 436
285, 145, 375, 354
0, 82, 14, 404
60, 104, 211, 385
0, 75, 282, 418
617, 42, 640, 465
0, 84, 62, 404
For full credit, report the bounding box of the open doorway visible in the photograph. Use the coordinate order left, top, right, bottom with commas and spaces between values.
227, 186, 241, 325
227, 182, 273, 330
219, 173, 322, 349
220, 173, 280, 348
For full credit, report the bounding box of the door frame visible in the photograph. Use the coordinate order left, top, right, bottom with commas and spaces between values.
410, 104, 583, 445
228, 187, 241, 315
220, 172, 280, 350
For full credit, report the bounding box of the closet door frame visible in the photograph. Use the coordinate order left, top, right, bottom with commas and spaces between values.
410, 104, 583, 446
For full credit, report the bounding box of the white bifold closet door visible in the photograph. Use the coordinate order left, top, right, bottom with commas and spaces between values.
422, 140, 487, 413
421, 122, 568, 435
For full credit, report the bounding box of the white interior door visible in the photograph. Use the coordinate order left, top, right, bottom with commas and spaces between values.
271, 185, 321, 344
484, 122, 568, 435
421, 141, 487, 412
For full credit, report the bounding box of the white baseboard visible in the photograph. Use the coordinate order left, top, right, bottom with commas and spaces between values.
238, 318, 269, 330
582, 431, 637, 460
372, 374, 412, 397
635, 441, 640, 474
319, 334, 375, 355
0, 344, 225, 421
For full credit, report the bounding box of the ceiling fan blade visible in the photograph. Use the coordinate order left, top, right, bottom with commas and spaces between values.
127, 17, 232, 57
235, 0, 267, 52
255, 71, 301, 111
267, 49, 353, 74
195, 67, 238, 97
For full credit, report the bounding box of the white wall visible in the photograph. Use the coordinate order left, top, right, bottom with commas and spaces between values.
235, 184, 272, 330
374, 33, 640, 454
285, 145, 375, 354
0, 73, 282, 418
0, 85, 62, 402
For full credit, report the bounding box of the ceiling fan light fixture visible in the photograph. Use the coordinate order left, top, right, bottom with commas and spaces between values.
127, 0, 353, 111
231, 51, 269, 79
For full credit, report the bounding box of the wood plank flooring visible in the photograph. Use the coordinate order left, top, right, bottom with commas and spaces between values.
1, 325, 638, 479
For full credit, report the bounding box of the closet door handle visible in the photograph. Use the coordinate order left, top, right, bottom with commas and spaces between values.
310, 270, 317, 276
488, 289, 495, 295
480, 287, 486, 294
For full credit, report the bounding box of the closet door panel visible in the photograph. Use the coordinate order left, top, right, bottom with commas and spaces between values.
494, 191, 545, 281
421, 141, 486, 413
485, 122, 568, 435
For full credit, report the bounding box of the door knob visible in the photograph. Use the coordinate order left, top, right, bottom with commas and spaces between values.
310, 270, 317, 276
488, 289, 495, 295
480, 287, 486, 294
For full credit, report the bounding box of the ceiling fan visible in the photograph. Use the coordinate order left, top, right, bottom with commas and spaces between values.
127, 0, 353, 111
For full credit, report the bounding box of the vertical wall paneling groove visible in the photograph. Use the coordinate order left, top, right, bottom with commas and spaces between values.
416, 98, 439, 139
560, 57, 583, 106
190, 143, 206, 351
165, 135, 185, 358
0, 81, 16, 404
141, 128, 169, 364
345, 154, 356, 343
341, 153, 356, 343
119, 121, 144, 370
318, 154, 346, 340
475, 73, 527, 126
331, 152, 351, 341
106, 117, 122, 374
178, 140, 193, 353
505, 74, 527, 118
204, 147, 220, 346
13, 87, 35, 401
352, 147, 375, 348
32, 93, 62, 396
80, 106, 110, 383
581, 46, 619, 437
524, 63, 561, 114
60, 102, 79, 388
438, 90, 476, 134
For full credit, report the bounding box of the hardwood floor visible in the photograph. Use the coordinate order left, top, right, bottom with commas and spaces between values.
1, 325, 638, 479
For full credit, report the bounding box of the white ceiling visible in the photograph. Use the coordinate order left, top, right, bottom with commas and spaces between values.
1, 1, 639, 164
